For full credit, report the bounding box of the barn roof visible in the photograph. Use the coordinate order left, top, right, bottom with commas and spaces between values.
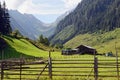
76, 45, 95, 50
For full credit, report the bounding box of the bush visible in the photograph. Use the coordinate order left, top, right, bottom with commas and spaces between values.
11, 30, 23, 39
55, 43, 63, 49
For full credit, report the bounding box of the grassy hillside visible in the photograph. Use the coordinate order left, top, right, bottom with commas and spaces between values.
50, 25, 76, 45
64, 28, 120, 55
1, 36, 56, 59
51, 0, 120, 45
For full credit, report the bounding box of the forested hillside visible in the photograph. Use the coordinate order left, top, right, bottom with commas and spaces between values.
50, 0, 120, 44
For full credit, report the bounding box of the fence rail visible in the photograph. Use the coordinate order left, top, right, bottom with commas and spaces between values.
0, 54, 120, 80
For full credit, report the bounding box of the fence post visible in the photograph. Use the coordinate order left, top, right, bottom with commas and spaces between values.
1, 61, 4, 80
115, 42, 119, 80
20, 57, 22, 80
94, 57, 98, 80
48, 51, 52, 80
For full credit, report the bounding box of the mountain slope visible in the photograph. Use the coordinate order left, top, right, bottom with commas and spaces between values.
1, 35, 62, 59
48, 11, 71, 39
2, 36, 49, 59
51, 0, 120, 44
9, 10, 54, 39
64, 28, 120, 55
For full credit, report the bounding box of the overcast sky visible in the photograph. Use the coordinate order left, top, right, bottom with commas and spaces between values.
1, 0, 82, 23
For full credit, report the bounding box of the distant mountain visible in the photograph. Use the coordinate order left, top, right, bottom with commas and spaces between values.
9, 10, 69, 40
50, 0, 120, 45
47, 11, 71, 39
9, 10, 54, 39
50, 11, 71, 28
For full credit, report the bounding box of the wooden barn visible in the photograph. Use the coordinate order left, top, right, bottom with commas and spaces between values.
61, 45, 97, 55
61, 49, 78, 55
76, 45, 97, 55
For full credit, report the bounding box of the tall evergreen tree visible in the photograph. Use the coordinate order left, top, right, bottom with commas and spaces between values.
0, 1, 12, 35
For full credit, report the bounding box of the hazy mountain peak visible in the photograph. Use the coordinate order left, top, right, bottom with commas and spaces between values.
9, 10, 55, 39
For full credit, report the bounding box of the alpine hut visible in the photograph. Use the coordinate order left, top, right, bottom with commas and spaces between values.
76, 45, 97, 55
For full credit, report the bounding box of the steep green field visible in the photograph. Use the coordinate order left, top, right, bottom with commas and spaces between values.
1, 36, 59, 59
50, 25, 76, 44
64, 28, 120, 55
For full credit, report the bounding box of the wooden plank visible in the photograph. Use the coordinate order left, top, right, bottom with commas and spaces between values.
52, 60, 94, 61
5, 73, 48, 75
52, 66, 93, 68
52, 74, 94, 76
52, 62, 94, 64
5, 69, 48, 72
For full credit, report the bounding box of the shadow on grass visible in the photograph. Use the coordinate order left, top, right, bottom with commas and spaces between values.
0, 43, 42, 60
3, 36, 14, 43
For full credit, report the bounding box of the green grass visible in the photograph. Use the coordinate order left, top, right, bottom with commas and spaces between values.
50, 25, 76, 43
1, 28, 120, 80
1, 36, 60, 59
1, 35, 83, 59
64, 28, 120, 55
3, 54, 120, 80
1, 36, 120, 80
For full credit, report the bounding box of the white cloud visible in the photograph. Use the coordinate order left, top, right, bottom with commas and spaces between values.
62, 0, 82, 10
1, 0, 82, 15
1, 0, 26, 9
18, 0, 65, 15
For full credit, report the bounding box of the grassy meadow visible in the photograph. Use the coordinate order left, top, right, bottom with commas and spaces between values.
65, 28, 120, 55
2, 28, 120, 59
1, 29, 120, 80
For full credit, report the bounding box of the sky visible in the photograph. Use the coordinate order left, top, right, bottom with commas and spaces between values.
0, 0, 82, 23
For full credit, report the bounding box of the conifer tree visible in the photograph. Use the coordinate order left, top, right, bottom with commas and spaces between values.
0, 1, 12, 35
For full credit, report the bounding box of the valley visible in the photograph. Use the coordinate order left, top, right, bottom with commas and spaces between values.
0, 0, 120, 80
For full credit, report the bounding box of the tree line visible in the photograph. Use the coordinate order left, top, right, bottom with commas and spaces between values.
38, 35, 49, 46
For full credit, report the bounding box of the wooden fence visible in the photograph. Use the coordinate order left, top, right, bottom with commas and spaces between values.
0, 54, 120, 80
